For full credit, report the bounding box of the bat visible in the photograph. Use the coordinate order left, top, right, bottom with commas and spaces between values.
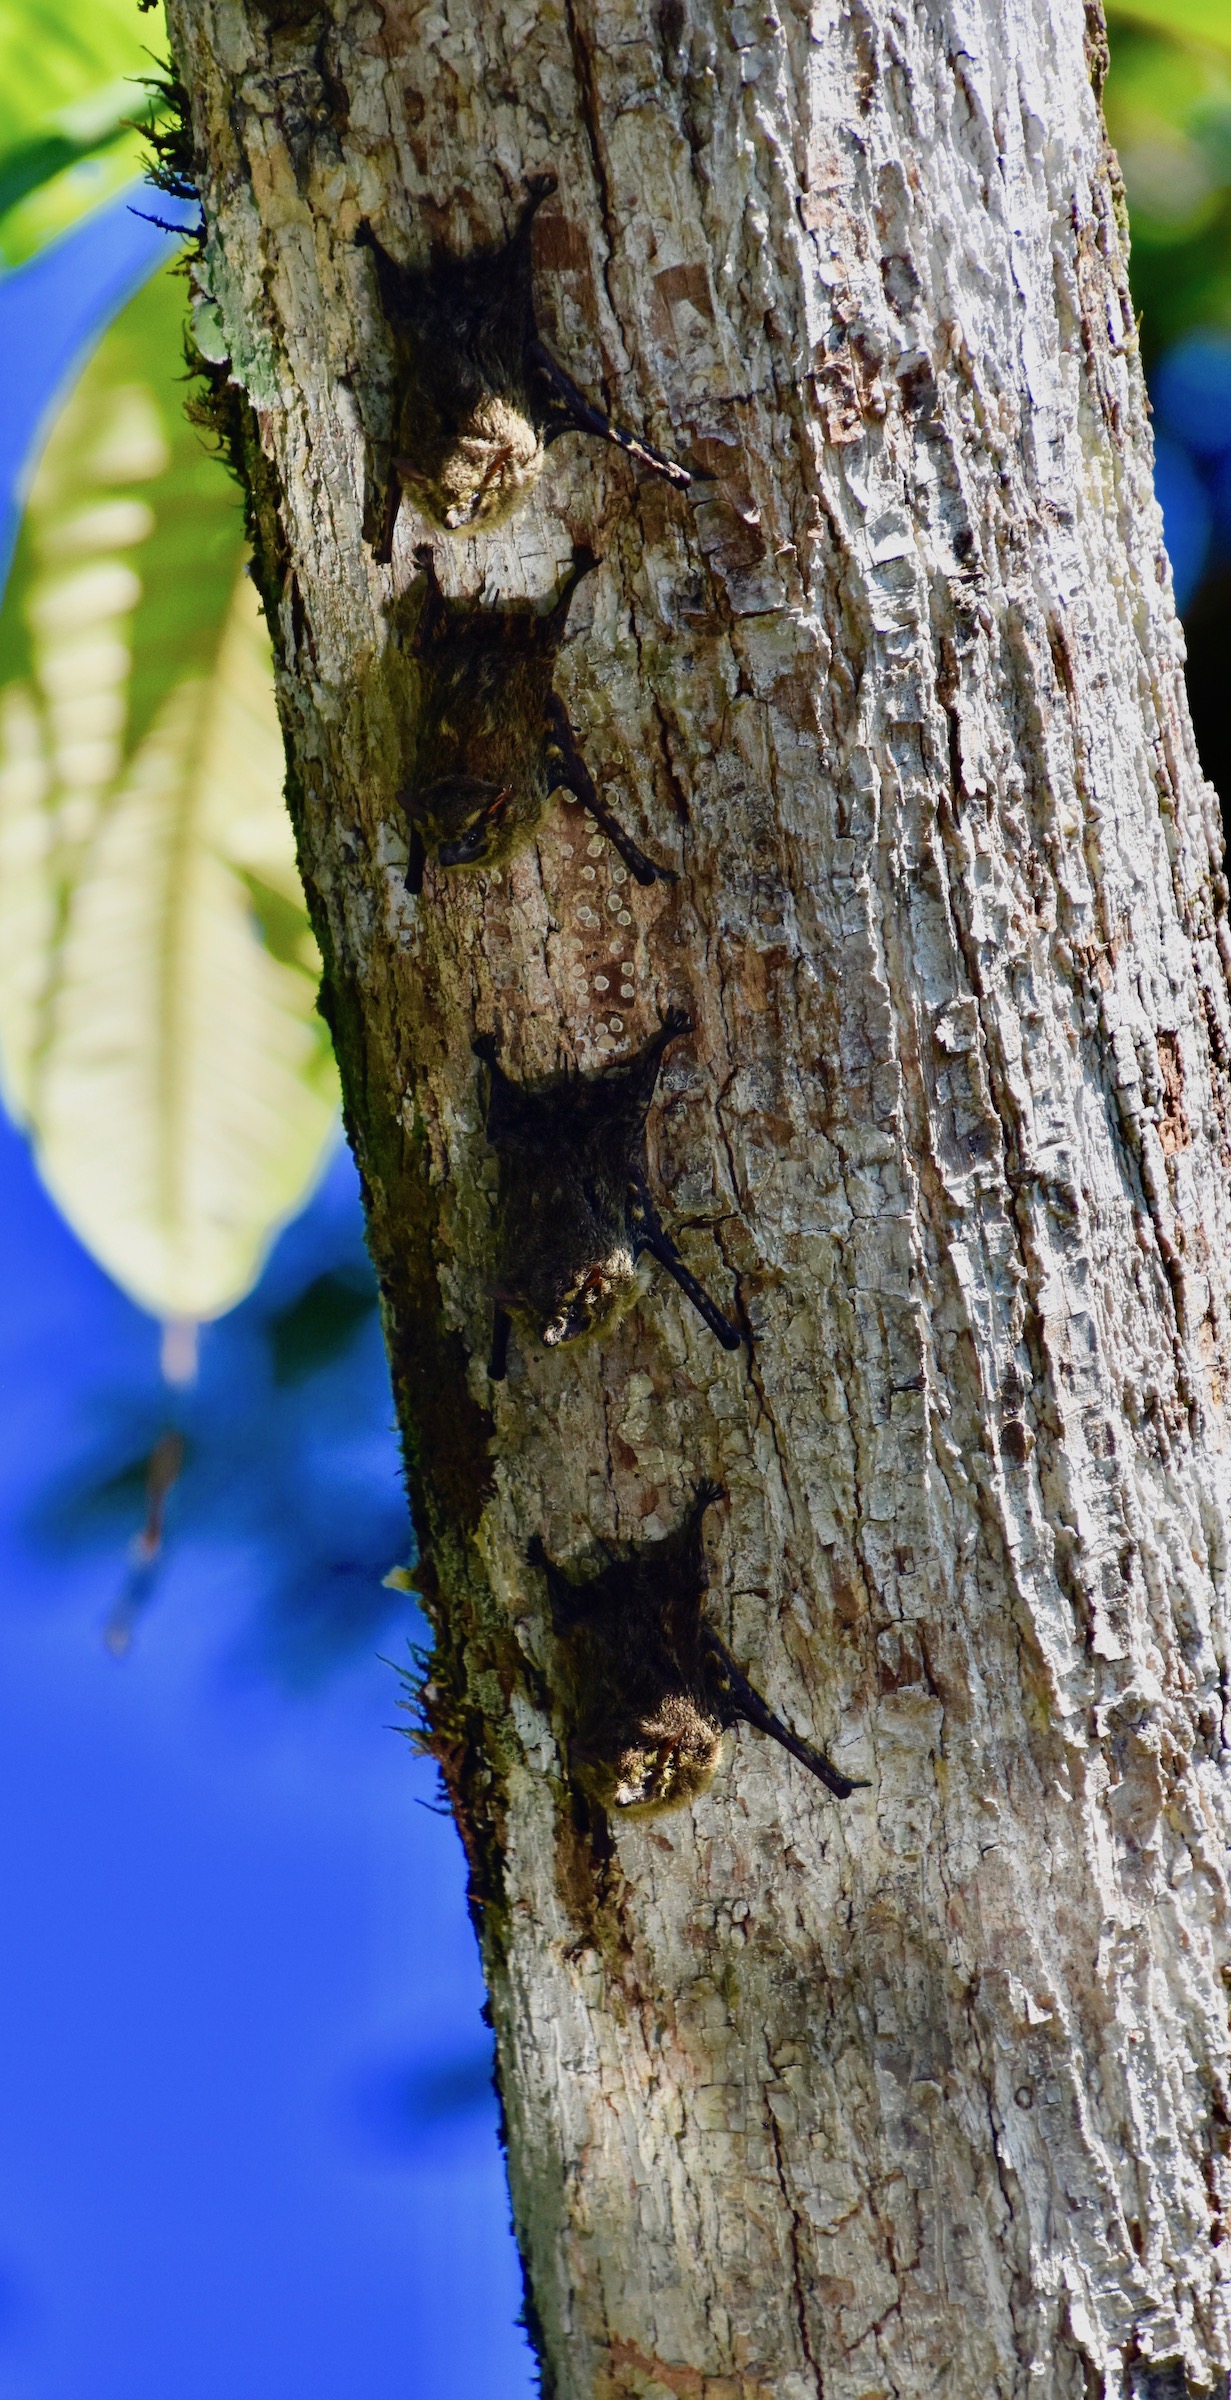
358, 172, 690, 555
476, 1012, 741, 1376
400, 544, 672, 891
529, 1487, 868, 1815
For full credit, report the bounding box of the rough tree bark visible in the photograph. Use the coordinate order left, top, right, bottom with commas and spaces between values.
164, 0, 1231, 2391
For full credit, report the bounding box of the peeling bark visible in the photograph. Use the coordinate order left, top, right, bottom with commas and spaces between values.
165, 0, 1231, 2391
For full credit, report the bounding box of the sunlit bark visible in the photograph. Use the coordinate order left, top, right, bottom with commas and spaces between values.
166, 0, 1231, 2390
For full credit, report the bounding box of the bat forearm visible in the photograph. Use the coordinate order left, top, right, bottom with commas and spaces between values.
544, 697, 672, 887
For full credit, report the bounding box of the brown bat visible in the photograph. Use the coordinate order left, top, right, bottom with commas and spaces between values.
359, 172, 690, 555
530, 1488, 868, 1816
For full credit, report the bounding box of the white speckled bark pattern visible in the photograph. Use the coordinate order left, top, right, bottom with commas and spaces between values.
167, 0, 1231, 2390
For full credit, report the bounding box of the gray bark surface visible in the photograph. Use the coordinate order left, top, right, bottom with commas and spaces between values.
165, 0, 1231, 2391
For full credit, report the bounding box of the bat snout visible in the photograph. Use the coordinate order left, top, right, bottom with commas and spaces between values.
438, 827, 491, 866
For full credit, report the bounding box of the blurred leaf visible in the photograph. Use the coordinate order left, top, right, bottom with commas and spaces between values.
0, 257, 339, 1322
266, 1270, 379, 1387
0, 81, 156, 219
1106, 10, 1231, 355
1109, 0, 1231, 58
0, 0, 170, 267
0, 0, 161, 148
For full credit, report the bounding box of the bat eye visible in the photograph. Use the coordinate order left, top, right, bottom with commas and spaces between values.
438, 827, 490, 866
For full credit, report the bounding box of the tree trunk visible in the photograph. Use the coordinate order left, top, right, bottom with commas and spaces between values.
164, 0, 1231, 2391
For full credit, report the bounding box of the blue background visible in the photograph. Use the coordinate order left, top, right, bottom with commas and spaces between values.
0, 193, 532, 2400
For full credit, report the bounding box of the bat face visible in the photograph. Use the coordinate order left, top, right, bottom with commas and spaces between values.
406, 775, 517, 869
539, 1248, 641, 1349
395, 392, 545, 533
580, 1697, 724, 1816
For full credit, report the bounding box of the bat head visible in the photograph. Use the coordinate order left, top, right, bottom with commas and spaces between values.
405, 775, 514, 868
539, 1243, 643, 1348
577, 1694, 725, 1817
396, 395, 544, 533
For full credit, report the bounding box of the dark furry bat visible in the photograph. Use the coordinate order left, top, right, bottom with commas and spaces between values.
358, 171, 690, 554
400, 544, 672, 892
475, 1011, 741, 1377
529, 1487, 868, 1815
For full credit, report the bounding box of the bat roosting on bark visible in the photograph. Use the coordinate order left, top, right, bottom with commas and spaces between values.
475, 1012, 741, 1378
529, 1487, 868, 1815
358, 171, 690, 555
399, 544, 672, 892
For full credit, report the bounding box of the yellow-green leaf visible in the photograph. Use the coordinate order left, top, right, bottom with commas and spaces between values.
0, 258, 339, 1322
0, 0, 170, 266
1108, 0, 1231, 60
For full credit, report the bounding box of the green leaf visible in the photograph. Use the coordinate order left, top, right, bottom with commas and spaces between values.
0, 0, 172, 267
1105, 5, 1231, 350
0, 80, 161, 222
1108, 0, 1231, 60
0, 257, 340, 1323
0, 0, 160, 149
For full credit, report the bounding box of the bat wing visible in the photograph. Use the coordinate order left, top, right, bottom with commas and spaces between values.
700, 1627, 867, 1800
